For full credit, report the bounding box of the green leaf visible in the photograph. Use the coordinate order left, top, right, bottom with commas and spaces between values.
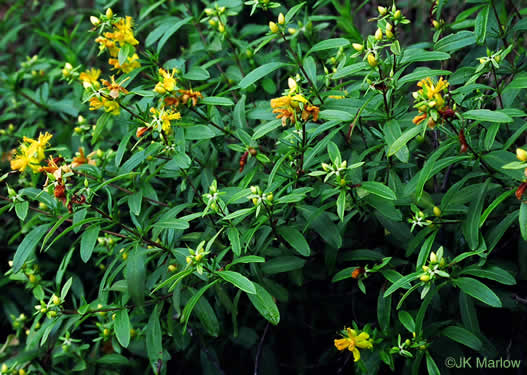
80, 225, 100, 263
13, 224, 51, 273
182, 67, 210, 81
14, 201, 28, 221
442, 326, 482, 350
277, 227, 310, 256
360, 181, 396, 200
425, 352, 441, 375
92, 112, 113, 145
146, 305, 162, 364
285, 1, 305, 21
227, 227, 241, 256
521, 203, 527, 241
307, 38, 350, 54
399, 49, 450, 65
332, 62, 368, 79
337, 190, 346, 222
181, 280, 220, 333
377, 289, 391, 333
247, 282, 280, 325
216, 270, 256, 294
459, 291, 480, 333
128, 191, 142, 216
201, 96, 234, 106
185, 125, 216, 140
384, 272, 421, 297
127, 247, 146, 307
505, 75, 527, 90
261, 256, 306, 274
60, 277, 73, 301
193, 292, 220, 337
462, 179, 488, 250
118, 43, 133, 66
239, 62, 290, 89
152, 218, 189, 230
398, 310, 416, 332
453, 277, 501, 308
434, 31, 476, 52
463, 109, 513, 123
398, 69, 451, 86
252, 119, 282, 139
460, 265, 516, 285
318, 110, 354, 122
474, 5, 489, 44
115, 309, 131, 348
388, 124, 424, 156
157, 17, 192, 52
226, 255, 265, 269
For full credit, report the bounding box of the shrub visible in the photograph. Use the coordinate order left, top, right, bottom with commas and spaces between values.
1, 0, 527, 374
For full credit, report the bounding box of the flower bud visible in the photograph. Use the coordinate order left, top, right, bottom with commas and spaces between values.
51, 294, 61, 305
186, 256, 192, 264
168, 264, 177, 272
494, 55, 501, 63
367, 53, 377, 67
218, 23, 225, 33
288, 77, 297, 90
103, 328, 111, 336
378, 6, 387, 15
433, 206, 441, 217
420, 274, 430, 282
385, 29, 394, 39
432, 20, 440, 29
219, 6, 226, 13
516, 148, 527, 161
386, 23, 393, 32
394, 10, 402, 19
278, 13, 285, 25
352, 43, 364, 52
252, 197, 259, 206
266, 192, 274, 202
204, 8, 214, 15
19, 369, 27, 375
479, 58, 486, 65
374, 28, 383, 40
288, 28, 296, 34
90, 16, 100, 26
321, 162, 330, 171
269, 21, 279, 33
405, 339, 411, 346
105, 8, 113, 18
250, 185, 259, 194
208, 19, 217, 27
429, 251, 438, 264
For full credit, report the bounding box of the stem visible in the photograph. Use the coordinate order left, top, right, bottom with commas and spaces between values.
377, 67, 390, 117
297, 121, 307, 177
279, 32, 324, 104
89, 203, 171, 252
253, 322, 270, 375
189, 107, 234, 136
490, 64, 504, 109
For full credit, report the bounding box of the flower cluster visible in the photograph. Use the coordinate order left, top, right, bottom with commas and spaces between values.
411, 77, 452, 128
10, 132, 53, 173
93, 9, 140, 73
334, 327, 373, 362
270, 78, 319, 126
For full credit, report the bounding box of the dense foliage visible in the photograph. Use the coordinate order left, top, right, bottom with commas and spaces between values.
1, 0, 527, 374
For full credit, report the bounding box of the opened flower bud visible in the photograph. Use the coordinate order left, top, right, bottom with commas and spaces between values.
378, 6, 387, 15
278, 13, 285, 25
374, 28, 383, 40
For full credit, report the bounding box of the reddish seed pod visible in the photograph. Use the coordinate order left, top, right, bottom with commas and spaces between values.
459, 130, 468, 153
239, 151, 249, 172
54, 183, 65, 198
440, 107, 455, 119
516, 182, 527, 200
351, 267, 364, 279
248, 147, 258, 156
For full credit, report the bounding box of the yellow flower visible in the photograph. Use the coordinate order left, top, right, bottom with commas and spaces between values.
108, 53, 141, 73
150, 107, 181, 134
104, 16, 139, 46
334, 327, 373, 362
79, 68, 101, 89
95, 36, 119, 57
154, 68, 177, 94
89, 96, 120, 115
10, 132, 52, 172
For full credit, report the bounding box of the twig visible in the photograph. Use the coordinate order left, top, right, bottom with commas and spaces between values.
254, 322, 270, 375
279, 32, 324, 105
